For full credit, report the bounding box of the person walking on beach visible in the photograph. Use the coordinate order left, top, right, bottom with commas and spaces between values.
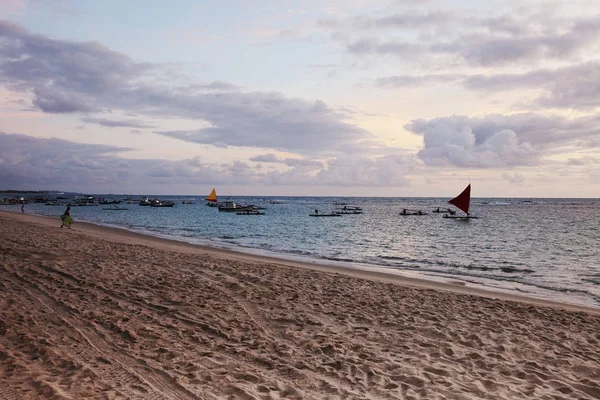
21, 203, 24, 214
60, 205, 73, 229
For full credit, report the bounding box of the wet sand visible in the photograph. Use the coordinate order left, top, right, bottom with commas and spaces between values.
1, 211, 599, 399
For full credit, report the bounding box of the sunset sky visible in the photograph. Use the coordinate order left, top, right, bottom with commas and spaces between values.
1, 0, 600, 197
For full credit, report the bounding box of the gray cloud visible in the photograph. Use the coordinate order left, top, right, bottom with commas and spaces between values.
152, 97, 369, 155
283, 158, 323, 168
81, 117, 156, 129
356, 11, 453, 29
313, 155, 414, 187
250, 154, 281, 163
186, 81, 240, 91
333, 8, 600, 67
374, 61, 600, 110
405, 114, 600, 168
0, 21, 371, 155
0, 132, 413, 191
347, 38, 426, 56
250, 153, 324, 168
465, 62, 600, 110
0, 20, 147, 113
567, 156, 600, 166
374, 73, 463, 88
0, 132, 131, 189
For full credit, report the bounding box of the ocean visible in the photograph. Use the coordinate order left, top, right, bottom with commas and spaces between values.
3, 195, 599, 309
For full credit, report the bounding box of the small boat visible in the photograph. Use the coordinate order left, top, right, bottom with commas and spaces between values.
72, 195, 97, 206
309, 210, 340, 217
99, 198, 121, 205
139, 197, 152, 206
334, 210, 363, 215
181, 201, 195, 204
432, 207, 453, 214
336, 205, 363, 211
269, 200, 283, 204
444, 184, 479, 219
150, 199, 175, 207
218, 201, 254, 212
399, 209, 427, 216
236, 210, 265, 215
206, 188, 218, 207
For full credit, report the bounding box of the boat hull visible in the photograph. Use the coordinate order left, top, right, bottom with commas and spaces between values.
219, 207, 253, 212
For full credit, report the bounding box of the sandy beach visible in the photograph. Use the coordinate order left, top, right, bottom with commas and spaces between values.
1, 211, 599, 399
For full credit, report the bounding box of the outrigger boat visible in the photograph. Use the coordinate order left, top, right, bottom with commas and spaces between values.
336, 205, 363, 212
432, 207, 454, 214
150, 199, 175, 207
399, 209, 427, 216
236, 210, 265, 215
218, 201, 254, 212
309, 210, 341, 217
444, 184, 479, 219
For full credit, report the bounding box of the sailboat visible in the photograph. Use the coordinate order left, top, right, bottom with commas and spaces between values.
444, 184, 479, 219
205, 188, 218, 207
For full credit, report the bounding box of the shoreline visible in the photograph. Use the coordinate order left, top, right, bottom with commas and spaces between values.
2, 210, 600, 399
2, 210, 598, 315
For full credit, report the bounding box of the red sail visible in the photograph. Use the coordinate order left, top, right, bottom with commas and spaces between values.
448, 184, 471, 215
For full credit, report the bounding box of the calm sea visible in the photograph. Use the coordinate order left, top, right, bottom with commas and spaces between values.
3, 195, 599, 309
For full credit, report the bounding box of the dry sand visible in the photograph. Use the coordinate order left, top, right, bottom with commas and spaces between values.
1, 211, 599, 399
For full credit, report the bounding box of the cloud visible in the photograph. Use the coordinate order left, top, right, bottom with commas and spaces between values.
0, 132, 131, 189
81, 117, 156, 129
250, 153, 324, 168
250, 153, 281, 163
330, 7, 600, 67
405, 113, 600, 167
374, 74, 463, 88
0, 21, 372, 155
152, 96, 369, 155
464, 61, 600, 110
0, 132, 413, 191
352, 11, 453, 30
567, 156, 600, 166
373, 60, 600, 111
186, 81, 240, 91
502, 172, 525, 184
313, 155, 414, 187
346, 38, 426, 56
0, 20, 147, 113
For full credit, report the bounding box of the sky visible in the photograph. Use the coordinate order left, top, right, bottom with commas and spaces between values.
1, 0, 600, 197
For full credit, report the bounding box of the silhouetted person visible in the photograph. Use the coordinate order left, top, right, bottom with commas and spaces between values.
61, 206, 72, 229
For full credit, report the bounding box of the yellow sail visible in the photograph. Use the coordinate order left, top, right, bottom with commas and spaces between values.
205, 188, 217, 202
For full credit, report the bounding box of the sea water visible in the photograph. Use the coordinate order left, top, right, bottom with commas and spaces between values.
3, 195, 599, 309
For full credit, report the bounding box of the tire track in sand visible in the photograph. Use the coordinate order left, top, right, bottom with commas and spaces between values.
2, 268, 202, 400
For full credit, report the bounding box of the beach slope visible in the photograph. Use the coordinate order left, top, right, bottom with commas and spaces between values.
1, 212, 599, 399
